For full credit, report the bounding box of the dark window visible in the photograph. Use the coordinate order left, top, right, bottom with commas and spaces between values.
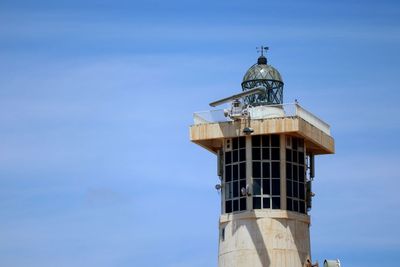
287, 180, 292, 197
293, 182, 298, 198
225, 201, 232, 213
272, 179, 280, 195
262, 162, 270, 178
272, 197, 280, 209
232, 138, 238, 150
271, 162, 280, 178
233, 181, 239, 197
239, 148, 246, 161
233, 199, 239, 211
239, 137, 246, 148
287, 199, 293, 211
233, 150, 238, 162
253, 197, 261, 209
225, 165, 231, 182
293, 151, 298, 163
233, 165, 238, 180
286, 163, 292, 179
293, 200, 299, 212
299, 152, 304, 164
240, 198, 246, 211
253, 162, 261, 178
292, 138, 298, 150
239, 163, 246, 179
252, 148, 261, 160
262, 148, 270, 160
271, 135, 280, 147
286, 149, 292, 162
252, 136, 261, 147
253, 179, 261, 195
225, 151, 231, 164
262, 135, 270, 147
271, 148, 280, 160
299, 166, 305, 182
263, 178, 271, 195
293, 165, 298, 181
263, 197, 271, 209
299, 183, 305, 200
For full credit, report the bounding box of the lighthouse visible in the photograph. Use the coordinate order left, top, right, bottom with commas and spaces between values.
189, 48, 335, 267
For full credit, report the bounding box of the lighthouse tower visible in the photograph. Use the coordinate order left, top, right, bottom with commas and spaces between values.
189, 48, 335, 267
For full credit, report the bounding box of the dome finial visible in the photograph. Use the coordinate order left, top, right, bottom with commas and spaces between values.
256, 45, 269, 64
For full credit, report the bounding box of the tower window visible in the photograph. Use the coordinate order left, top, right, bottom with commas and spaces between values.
223, 137, 247, 213
251, 134, 281, 210
286, 136, 307, 214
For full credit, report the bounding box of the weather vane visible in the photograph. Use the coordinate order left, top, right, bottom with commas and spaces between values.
256, 46, 269, 56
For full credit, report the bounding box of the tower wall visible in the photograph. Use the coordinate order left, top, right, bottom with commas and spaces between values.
218, 211, 310, 267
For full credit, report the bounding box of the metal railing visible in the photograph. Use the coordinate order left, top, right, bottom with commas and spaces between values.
193, 103, 331, 135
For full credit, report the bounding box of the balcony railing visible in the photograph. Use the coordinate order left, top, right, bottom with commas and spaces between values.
193, 103, 331, 135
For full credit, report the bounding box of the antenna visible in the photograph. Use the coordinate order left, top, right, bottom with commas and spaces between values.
209, 87, 266, 107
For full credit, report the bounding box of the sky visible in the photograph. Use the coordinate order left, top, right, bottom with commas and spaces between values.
0, 0, 399, 266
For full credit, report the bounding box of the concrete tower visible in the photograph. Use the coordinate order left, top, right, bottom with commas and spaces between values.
190, 48, 335, 267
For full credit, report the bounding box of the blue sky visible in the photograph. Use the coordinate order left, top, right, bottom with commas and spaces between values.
0, 0, 399, 266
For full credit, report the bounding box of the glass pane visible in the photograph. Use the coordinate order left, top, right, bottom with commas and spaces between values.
253, 179, 261, 195
293, 200, 299, 212
262, 178, 271, 195
271, 148, 280, 160
239, 162, 246, 179
272, 179, 280, 195
293, 151, 298, 163
239, 148, 246, 162
233, 164, 238, 181
262, 135, 270, 147
225, 151, 231, 165
293, 165, 298, 181
233, 150, 238, 163
293, 182, 299, 198
225, 183, 232, 199
286, 149, 292, 162
262, 147, 270, 160
240, 198, 246, 211
233, 199, 239, 212
287, 198, 293, 211
299, 152, 305, 164
271, 134, 280, 147
272, 162, 280, 178
292, 138, 298, 150
225, 201, 232, 213
263, 197, 271, 209
225, 165, 231, 182
272, 197, 280, 209
252, 136, 261, 147
299, 165, 305, 182
253, 197, 261, 209
252, 148, 261, 160
253, 162, 261, 178
286, 163, 292, 180
299, 183, 305, 200
239, 137, 246, 148
262, 162, 270, 178
233, 181, 239, 198
287, 180, 292, 197
233, 138, 238, 150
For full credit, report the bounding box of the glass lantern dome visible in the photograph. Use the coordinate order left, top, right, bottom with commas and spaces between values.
241, 55, 284, 106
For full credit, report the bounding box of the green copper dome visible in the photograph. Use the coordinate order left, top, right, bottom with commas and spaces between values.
241, 55, 284, 106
